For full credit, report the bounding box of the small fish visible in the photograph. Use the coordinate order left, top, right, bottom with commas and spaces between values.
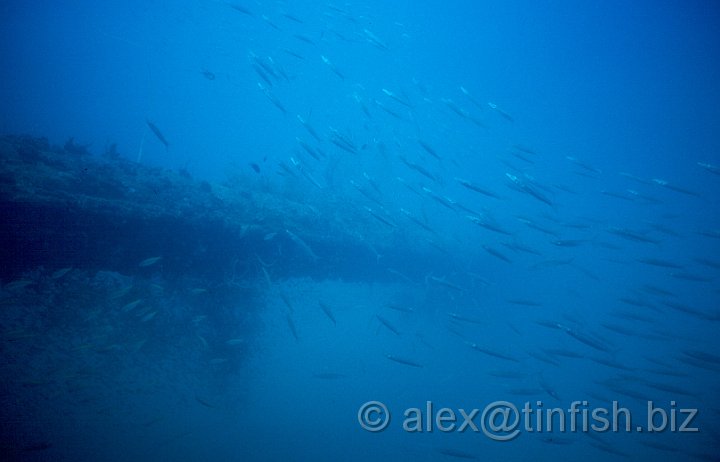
487, 102, 514, 121
318, 301, 336, 325
482, 245, 512, 263
4, 279, 33, 291
321, 55, 345, 80
364, 206, 397, 228
506, 299, 542, 307
201, 69, 215, 80
228, 3, 253, 16
250, 162, 261, 173
447, 312, 484, 325
437, 448, 478, 460
121, 299, 143, 312
427, 276, 465, 291
376, 315, 400, 336
139, 256, 162, 267
285, 229, 319, 260
455, 177, 501, 199
286, 313, 299, 342
146, 120, 169, 151
312, 372, 347, 380
195, 394, 218, 409
279, 291, 293, 312
466, 342, 520, 362
51, 267, 72, 279
697, 162, 720, 175
386, 354, 423, 368
109, 285, 132, 299
140, 311, 157, 322
387, 303, 415, 314
363, 28, 388, 50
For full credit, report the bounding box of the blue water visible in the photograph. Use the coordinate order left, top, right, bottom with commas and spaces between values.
1, 1, 719, 460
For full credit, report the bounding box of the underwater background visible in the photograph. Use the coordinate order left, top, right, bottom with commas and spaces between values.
1, 1, 719, 460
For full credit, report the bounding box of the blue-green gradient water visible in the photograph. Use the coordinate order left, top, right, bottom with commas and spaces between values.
1, 1, 719, 460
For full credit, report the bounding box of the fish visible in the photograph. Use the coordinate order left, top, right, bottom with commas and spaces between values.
422, 187, 456, 211
195, 394, 218, 409
466, 342, 520, 362
455, 177, 501, 199
321, 55, 345, 80
562, 326, 613, 353
542, 348, 584, 359
418, 140, 441, 160
517, 217, 560, 237
22, 442, 52, 452
257, 82, 287, 114
146, 120, 169, 151
329, 128, 358, 154
286, 313, 299, 342
382, 88, 412, 108
285, 229, 319, 260
350, 180, 382, 205
387, 303, 415, 314
636, 258, 683, 269
363, 28, 388, 50
459, 86, 483, 108
697, 161, 720, 175
400, 208, 438, 234
296, 115, 322, 142
201, 69, 215, 80
261, 14, 281, 31
386, 354, 423, 368
140, 311, 157, 322
683, 350, 720, 365
51, 267, 72, 279
447, 312, 483, 324
290, 156, 323, 189
281, 12, 304, 23
506, 299, 542, 307
251, 63, 273, 86
279, 291, 294, 313
427, 276, 465, 291
482, 245, 512, 263
250, 162, 261, 173
441, 98, 483, 127
487, 102, 514, 121
437, 448, 478, 459
694, 257, 720, 270
505, 173, 554, 207
363, 206, 397, 228
318, 301, 336, 325
552, 239, 586, 247
651, 178, 699, 196
282, 48, 305, 60
606, 227, 660, 244
297, 138, 322, 161
670, 272, 712, 282
466, 215, 512, 235
565, 155, 602, 174
376, 315, 400, 335
228, 3, 254, 16
399, 156, 438, 182
121, 299, 143, 312
139, 256, 162, 267
293, 33, 316, 45
640, 380, 694, 396
312, 372, 347, 380
386, 268, 416, 283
